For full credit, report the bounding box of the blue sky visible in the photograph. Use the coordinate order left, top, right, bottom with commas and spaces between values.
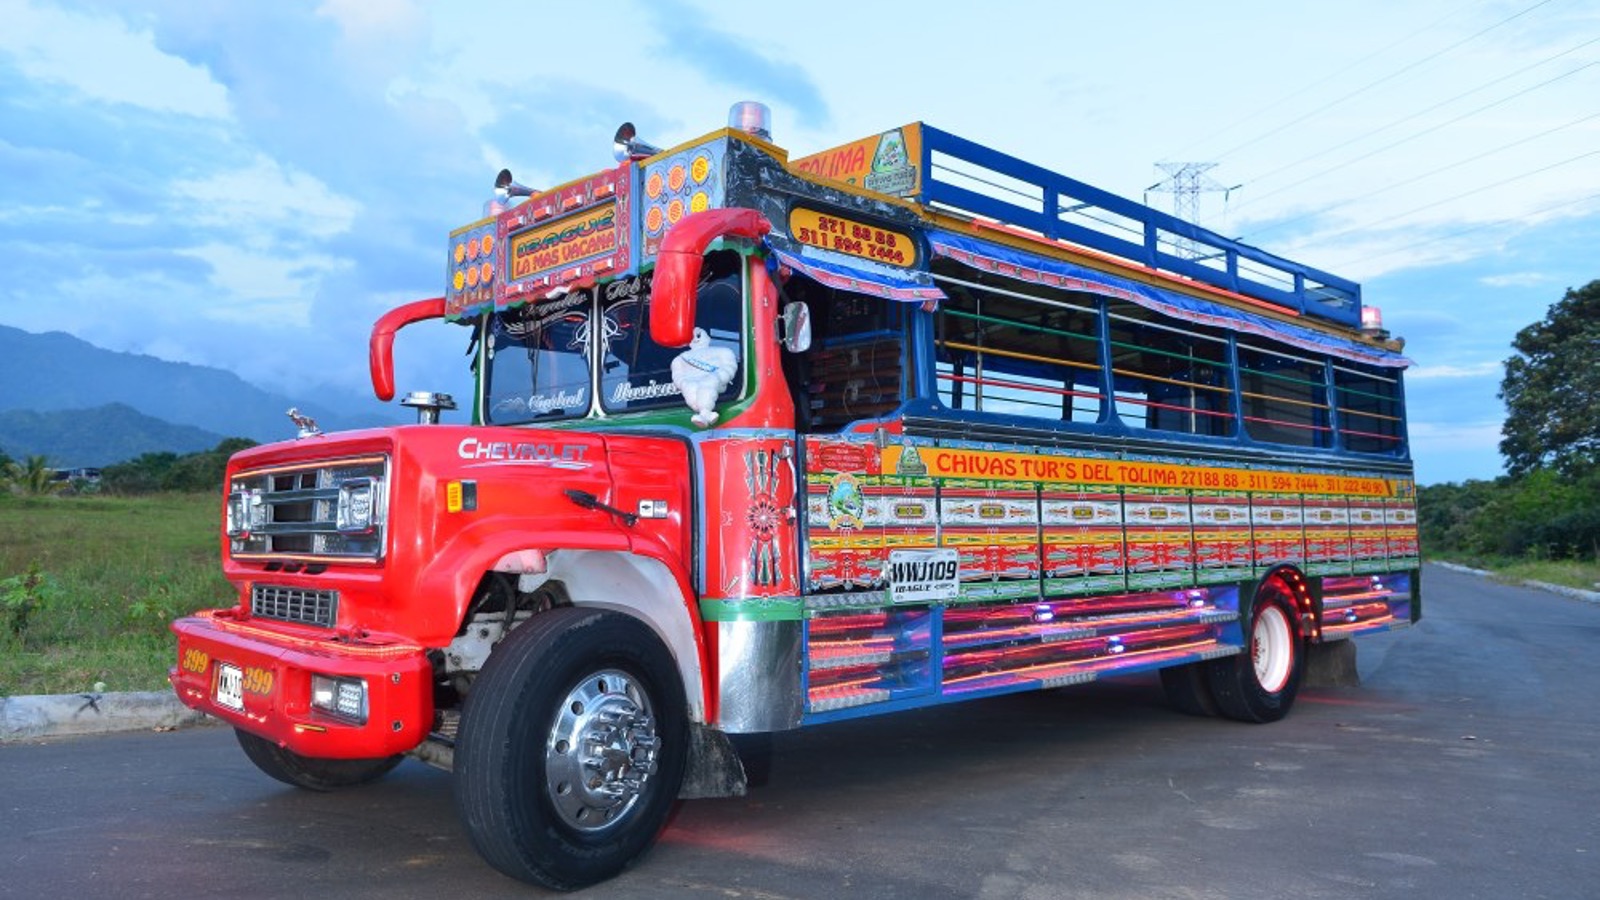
1, 0, 1596, 484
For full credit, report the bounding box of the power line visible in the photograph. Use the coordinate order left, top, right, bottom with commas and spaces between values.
1322, 189, 1600, 269
1312, 148, 1600, 243
1210, 0, 1558, 163
1236, 61, 1597, 209
1244, 110, 1600, 240
1238, 34, 1600, 197
1164, 3, 1476, 160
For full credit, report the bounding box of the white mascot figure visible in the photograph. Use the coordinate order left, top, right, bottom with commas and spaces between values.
670, 327, 738, 427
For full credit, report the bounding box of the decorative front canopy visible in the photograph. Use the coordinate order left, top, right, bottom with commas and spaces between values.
766, 243, 945, 303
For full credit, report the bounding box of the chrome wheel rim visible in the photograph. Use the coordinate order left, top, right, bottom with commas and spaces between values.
544, 669, 659, 833
1252, 604, 1294, 694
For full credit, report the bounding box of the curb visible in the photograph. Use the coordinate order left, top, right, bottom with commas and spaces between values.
0, 691, 213, 743
1433, 560, 1600, 605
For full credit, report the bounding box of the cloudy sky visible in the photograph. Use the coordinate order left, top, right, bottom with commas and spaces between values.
1, 0, 1596, 484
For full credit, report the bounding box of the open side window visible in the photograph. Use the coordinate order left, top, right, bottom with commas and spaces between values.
783, 274, 907, 433
930, 265, 1104, 425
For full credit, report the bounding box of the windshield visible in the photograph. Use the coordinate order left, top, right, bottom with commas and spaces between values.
602, 251, 744, 414
482, 249, 746, 425
483, 292, 593, 423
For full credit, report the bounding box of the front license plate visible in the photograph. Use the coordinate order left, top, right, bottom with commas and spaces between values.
215, 663, 244, 711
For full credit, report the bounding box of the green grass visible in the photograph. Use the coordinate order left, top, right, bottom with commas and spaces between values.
1490, 558, 1600, 592
1428, 553, 1600, 593
0, 492, 230, 696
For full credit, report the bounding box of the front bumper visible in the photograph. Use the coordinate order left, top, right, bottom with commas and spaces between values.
170, 611, 432, 759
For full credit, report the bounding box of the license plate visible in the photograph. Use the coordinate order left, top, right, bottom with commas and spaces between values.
215, 663, 244, 711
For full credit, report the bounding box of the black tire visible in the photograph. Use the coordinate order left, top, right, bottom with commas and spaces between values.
452, 607, 688, 891
1207, 579, 1306, 723
1159, 661, 1219, 717
234, 729, 403, 791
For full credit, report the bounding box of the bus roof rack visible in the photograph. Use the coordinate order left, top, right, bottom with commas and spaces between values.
908, 125, 1361, 328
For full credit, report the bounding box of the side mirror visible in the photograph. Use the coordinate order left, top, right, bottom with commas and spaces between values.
780, 301, 812, 353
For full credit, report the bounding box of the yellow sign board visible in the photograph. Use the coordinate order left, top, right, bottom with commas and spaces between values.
789, 208, 914, 267
883, 445, 1401, 498
793, 124, 922, 197
508, 207, 619, 282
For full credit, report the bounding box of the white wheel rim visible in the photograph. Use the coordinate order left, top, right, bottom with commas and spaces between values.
545, 669, 659, 833
1252, 604, 1294, 694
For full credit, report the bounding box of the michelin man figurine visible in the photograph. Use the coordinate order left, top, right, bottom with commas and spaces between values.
670, 327, 738, 427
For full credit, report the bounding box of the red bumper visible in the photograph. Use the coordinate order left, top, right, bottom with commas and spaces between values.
170, 612, 433, 759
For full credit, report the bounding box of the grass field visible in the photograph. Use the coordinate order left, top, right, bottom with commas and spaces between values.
0, 492, 229, 696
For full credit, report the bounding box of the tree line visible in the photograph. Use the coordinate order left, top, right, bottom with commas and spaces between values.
0, 438, 257, 496
1420, 280, 1600, 564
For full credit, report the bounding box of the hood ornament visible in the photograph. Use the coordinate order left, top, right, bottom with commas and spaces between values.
287, 407, 321, 438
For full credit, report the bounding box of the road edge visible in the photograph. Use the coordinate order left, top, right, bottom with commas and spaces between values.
1, 690, 213, 743
1432, 560, 1600, 605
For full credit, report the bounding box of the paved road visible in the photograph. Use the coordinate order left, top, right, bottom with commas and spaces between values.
4, 564, 1597, 899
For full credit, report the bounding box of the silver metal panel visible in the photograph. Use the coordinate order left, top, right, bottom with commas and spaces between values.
715, 620, 803, 732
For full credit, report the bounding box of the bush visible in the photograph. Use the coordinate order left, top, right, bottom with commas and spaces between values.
100, 438, 256, 495
1421, 467, 1600, 563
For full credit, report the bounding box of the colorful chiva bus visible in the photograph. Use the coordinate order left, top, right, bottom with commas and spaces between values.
172, 103, 1416, 890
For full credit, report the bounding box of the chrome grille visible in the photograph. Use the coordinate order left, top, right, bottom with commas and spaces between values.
252, 584, 339, 628
228, 455, 389, 560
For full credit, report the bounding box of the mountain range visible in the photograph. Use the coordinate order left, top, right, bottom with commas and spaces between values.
0, 325, 404, 467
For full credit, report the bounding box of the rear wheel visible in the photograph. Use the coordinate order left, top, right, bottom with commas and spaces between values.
1159, 661, 1219, 717
1208, 580, 1305, 723
234, 729, 403, 791
453, 607, 687, 891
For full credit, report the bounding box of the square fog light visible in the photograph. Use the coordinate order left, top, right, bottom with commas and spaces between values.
310, 674, 368, 723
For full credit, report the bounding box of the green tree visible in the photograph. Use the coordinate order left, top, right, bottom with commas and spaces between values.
5, 455, 65, 496
99, 438, 257, 494
1499, 279, 1600, 476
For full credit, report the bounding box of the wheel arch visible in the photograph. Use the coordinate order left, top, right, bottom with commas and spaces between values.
1253, 564, 1318, 643
524, 548, 709, 724
414, 521, 709, 723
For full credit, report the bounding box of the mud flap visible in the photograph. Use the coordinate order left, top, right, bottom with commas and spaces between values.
678, 723, 748, 799
1304, 638, 1360, 688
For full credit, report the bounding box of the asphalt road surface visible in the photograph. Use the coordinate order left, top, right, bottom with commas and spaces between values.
4, 564, 1597, 899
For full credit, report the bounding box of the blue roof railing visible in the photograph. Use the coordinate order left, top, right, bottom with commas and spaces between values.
915, 125, 1361, 327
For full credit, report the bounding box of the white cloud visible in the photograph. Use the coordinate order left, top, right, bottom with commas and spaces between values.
1406, 361, 1502, 380
316, 0, 424, 40
0, 0, 231, 118
173, 242, 349, 322
1479, 272, 1554, 288
169, 155, 361, 238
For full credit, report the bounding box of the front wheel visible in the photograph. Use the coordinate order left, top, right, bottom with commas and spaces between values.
234, 729, 403, 791
452, 607, 688, 891
1207, 580, 1305, 723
